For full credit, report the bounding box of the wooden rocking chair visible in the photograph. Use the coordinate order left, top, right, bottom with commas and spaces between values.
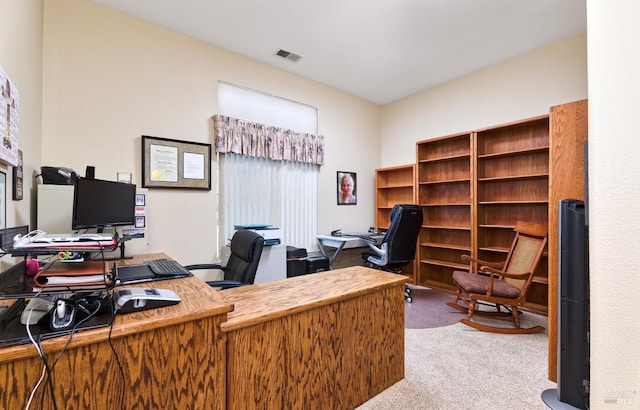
447, 221, 548, 334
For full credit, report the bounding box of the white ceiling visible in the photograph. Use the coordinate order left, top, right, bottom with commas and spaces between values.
89, 0, 586, 105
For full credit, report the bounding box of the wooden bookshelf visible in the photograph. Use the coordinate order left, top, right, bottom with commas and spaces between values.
374, 164, 417, 282
474, 115, 551, 312
416, 132, 473, 291
413, 101, 587, 319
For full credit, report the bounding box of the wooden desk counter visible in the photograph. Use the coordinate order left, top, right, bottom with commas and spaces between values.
220, 265, 407, 409
0, 253, 232, 409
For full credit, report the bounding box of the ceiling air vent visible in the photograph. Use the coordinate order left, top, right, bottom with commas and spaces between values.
275, 48, 303, 62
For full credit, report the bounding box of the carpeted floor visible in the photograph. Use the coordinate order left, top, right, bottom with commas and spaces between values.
356, 286, 555, 409
404, 286, 461, 329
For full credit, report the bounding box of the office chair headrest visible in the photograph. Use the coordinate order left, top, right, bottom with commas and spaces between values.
231, 230, 264, 261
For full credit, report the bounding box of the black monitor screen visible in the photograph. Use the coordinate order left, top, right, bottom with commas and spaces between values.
72, 177, 136, 232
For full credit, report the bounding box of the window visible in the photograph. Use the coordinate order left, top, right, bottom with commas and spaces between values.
217, 83, 319, 251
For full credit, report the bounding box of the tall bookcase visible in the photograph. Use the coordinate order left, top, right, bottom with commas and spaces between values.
416, 132, 473, 289
474, 115, 551, 313
415, 119, 551, 313
387, 100, 586, 318
374, 164, 417, 281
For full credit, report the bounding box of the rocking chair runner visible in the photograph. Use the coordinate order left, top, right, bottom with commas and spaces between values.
447, 221, 548, 334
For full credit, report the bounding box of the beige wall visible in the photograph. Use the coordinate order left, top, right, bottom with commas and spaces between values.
4, 0, 639, 406
380, 33, 587, 167
42, 0, 381, 265
0, 0, 43, 269
587, 0, 640, 407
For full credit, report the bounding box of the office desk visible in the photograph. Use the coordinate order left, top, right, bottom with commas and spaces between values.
316, 234, 383, 269
220, 265, 406, 409
0, 253, 232, 409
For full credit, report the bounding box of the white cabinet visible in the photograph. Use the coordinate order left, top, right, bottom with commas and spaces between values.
254, 244, 287, 283
36, 185, 74, 232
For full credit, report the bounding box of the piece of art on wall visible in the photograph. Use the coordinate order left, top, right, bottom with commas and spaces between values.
142, 135, 211, 190
135, 216, 145, 228
12, 149, 23, 200
337, 171, 357, 205
0, 65, 20, 166
0, 170, 6, 229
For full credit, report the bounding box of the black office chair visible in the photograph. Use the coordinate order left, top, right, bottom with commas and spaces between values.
185, 230, 265, 289
362, 204, 423, 302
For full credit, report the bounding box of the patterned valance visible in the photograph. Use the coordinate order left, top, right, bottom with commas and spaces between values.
213, 115, 324, 165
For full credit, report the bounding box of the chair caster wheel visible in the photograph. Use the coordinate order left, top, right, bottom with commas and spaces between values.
404, 286, 412, 303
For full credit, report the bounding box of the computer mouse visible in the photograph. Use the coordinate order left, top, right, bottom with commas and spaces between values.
48, 299, 76, 330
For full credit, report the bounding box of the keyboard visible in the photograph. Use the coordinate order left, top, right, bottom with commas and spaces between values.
343, 232, 382, 242
145, 259, 191, 277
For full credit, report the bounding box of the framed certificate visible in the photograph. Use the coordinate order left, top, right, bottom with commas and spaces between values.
142, 135, 211, 190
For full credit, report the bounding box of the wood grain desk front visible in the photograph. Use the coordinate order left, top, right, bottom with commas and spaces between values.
220, 265, 407, 409
0, 253, 233, 409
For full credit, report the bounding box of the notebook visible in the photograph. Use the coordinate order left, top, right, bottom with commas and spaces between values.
34, 260, 114, 289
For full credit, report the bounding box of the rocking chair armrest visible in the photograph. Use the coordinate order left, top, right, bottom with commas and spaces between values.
480, 266, 531, 280
461, 255, 504, 269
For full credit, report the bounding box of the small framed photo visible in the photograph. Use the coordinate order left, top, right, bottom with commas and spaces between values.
135, 216, 146, 228
117, 172, 132, 184
12, 150, 23, 200
135, 194, 145, 206
337, 171, 357, 205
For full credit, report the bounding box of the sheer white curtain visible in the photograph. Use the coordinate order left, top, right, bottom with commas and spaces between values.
219, 153, 318, 250
217, 82, 320, 252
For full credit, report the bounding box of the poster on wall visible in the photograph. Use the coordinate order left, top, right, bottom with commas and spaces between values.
0, 65, 19, 166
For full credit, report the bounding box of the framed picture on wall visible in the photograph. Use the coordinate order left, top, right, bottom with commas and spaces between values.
337, 171, 357, 205
142, 135, 211, 190
0, 170, 6, 229
12, 149, 23, 200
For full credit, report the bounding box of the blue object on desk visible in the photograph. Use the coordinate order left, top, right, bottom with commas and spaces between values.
234, 224, 272, 230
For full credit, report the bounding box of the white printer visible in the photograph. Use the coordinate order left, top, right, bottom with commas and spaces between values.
233, 224, 281, 245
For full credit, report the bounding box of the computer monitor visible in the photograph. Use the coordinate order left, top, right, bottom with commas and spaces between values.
72, 177, 136, 233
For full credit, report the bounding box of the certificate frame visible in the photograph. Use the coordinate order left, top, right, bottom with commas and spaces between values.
142, 135, 211, 190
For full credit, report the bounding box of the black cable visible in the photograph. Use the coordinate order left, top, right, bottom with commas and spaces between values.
50, 299, 101, 369
25, 236, 116, 407
106, 291, 126, 408
100, 237, 126, 406
34, 331, 58, 410
40, 297, 102, 408
24, 291, 58, 410
36, 240, 117, 407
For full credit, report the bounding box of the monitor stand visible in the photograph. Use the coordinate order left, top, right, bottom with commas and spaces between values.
100, 237, 133, 261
